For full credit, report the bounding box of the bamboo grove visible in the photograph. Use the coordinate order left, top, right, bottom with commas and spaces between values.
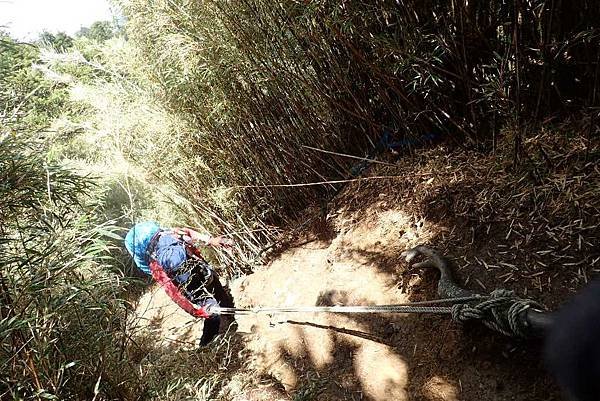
120, 0, 600, 260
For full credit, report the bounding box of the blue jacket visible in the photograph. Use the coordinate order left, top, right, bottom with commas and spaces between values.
153, 233, 192, 284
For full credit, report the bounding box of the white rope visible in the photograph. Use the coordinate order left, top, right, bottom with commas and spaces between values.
211, 295, 485, 316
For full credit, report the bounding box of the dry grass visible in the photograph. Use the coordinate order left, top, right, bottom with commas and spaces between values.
331, 128, 600, 304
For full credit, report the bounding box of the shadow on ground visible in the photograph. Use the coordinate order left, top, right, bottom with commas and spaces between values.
128, 133, 599, 400
231, 133, 600, 400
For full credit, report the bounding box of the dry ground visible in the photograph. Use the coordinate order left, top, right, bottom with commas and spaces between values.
130, 130, 600, 400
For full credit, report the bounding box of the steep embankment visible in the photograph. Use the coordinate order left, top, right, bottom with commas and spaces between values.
130, 132, 599, 400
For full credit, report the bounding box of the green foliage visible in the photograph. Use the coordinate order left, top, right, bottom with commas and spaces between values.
39, 31, 74, 52
0, 22, 244, 401
0, 122, 137, 400
0, 35, 70, 131
77, 20, 116, 42
39, 36, 188, 262
0, 37, 140, 401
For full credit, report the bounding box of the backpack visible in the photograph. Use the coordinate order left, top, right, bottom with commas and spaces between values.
151, 231, 214, 290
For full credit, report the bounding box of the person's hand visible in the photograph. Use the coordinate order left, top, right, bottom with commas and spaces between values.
207, 236, 234, 249
197, 298, 219, 317
185, 229, 208, 243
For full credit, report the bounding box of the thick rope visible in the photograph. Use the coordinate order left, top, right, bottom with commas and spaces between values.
212, 291, 545, 338
450, 289, 545, 337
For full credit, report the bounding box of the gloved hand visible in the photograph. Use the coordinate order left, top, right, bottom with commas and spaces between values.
194, 297, 219, 319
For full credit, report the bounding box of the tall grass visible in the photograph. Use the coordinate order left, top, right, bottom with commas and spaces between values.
117, 0, 600, 265
1, 35, 131, 399
4, 2, 598, 397
0, 34, 245, 399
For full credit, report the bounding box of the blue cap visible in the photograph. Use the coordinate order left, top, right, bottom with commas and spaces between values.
124, 221, 161, 275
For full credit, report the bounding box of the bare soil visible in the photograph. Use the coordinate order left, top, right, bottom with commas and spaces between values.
131, 131, 600, 400
229, 210, 555, 401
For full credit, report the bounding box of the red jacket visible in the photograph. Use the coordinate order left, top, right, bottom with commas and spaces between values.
149, 227, 213, 319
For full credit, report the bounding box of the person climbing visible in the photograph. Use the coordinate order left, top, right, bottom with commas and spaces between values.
124, 221, 235, 346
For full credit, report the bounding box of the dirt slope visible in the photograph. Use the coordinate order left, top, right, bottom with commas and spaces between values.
130, 132, 599, 400
231, 210, 414, 400
130, 207, 558, 400
228, 208, 558, 401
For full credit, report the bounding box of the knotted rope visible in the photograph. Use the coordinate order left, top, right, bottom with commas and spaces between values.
451, 289, 546, 337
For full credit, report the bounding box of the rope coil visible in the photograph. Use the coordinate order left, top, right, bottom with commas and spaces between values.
450, 289, 546, 337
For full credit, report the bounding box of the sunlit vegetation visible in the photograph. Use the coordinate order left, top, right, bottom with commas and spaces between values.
120, 0, 600, 266
1, 1, 599, 399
